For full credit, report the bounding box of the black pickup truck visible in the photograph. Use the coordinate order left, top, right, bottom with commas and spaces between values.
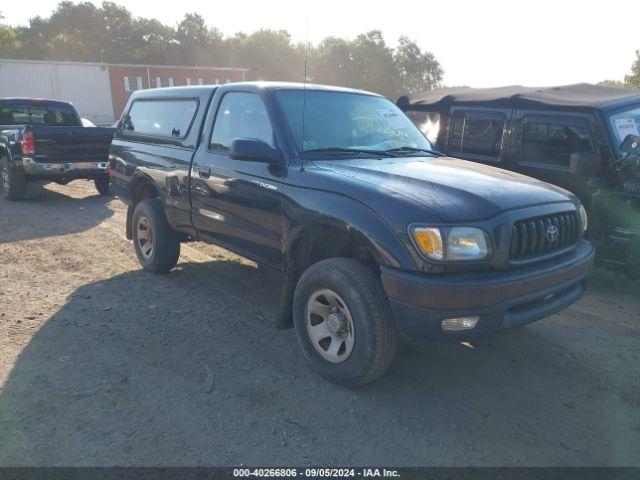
0, 98, 115, 200
109, 82, 594, 386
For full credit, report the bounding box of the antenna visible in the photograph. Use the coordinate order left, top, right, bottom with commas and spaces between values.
300, 18, 309, 171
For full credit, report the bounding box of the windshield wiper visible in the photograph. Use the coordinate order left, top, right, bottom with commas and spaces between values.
385, 146, 441, 156
304, 147, 396, 158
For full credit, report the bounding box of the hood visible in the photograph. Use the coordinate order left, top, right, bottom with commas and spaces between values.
314, 156, 576, 222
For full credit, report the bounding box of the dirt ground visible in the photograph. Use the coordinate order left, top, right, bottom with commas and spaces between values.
0, 181, 639, 467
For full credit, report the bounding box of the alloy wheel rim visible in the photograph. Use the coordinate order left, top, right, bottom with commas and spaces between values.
136, 216, 154, 259
306, 288, 355, 363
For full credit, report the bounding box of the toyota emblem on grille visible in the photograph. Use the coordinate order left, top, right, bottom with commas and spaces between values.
546, 225, 559, 242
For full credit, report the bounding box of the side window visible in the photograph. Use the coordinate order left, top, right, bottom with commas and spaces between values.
123, 99, 198, 138
521, 117, 593, 167
210, 92, 275, 152
450, 111, 506, 159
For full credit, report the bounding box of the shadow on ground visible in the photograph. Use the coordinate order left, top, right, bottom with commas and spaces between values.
0, 183, 114, 243
0, 259, 638, 466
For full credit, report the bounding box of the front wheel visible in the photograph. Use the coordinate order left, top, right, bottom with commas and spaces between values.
131, 199, 181, 273
0, 158, 26, 201
293, 258, 397, 387
94, 176, 111, 196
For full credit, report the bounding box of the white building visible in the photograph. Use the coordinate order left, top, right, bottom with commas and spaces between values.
0, 59, 115, 125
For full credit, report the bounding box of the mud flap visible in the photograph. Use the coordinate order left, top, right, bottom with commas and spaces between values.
126, 205, 133, 240
274, 270, 295, 330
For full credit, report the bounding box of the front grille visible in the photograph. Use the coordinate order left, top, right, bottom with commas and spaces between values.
509, 211, 579, 260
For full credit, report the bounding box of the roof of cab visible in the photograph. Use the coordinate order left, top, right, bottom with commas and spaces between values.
131, 81, 380, 98
0, 97, 75, 106
397, 83, 640, 111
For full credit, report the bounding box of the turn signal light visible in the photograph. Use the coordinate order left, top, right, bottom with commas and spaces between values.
411, 227, 443, 261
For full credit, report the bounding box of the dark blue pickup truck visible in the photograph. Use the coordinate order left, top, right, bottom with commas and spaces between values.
0, 98, 115, 200
109, 82, 594, 385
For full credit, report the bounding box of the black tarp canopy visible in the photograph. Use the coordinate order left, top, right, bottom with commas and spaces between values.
397, 83, 640, 111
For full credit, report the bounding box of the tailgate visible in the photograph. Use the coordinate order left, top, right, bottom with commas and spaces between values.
30, 126, 115, 163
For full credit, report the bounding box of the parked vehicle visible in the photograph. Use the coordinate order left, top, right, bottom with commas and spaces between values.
109, 82, 594, 386
397, 84, 640, 277
0, 98, 115, 200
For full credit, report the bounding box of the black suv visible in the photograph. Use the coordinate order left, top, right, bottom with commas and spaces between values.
109, 82, 593, 386
398, 83, 640, 277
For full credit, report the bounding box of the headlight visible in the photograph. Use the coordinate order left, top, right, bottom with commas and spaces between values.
410, 226, 491, 262
447, 227, 491, 261
578, 204, 588, 233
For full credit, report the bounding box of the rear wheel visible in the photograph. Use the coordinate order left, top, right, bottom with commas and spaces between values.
0, 158, 26, 201
131, 199, 181, 273
293, 257, 397, 387
94, 176, 111, 196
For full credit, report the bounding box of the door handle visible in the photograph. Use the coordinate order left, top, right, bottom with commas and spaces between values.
198, 168, 211, 179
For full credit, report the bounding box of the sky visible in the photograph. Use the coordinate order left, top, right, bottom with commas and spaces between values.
2, 0, 639, 88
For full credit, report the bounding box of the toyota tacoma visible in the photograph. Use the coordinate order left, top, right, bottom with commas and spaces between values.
108, 82, 594, 386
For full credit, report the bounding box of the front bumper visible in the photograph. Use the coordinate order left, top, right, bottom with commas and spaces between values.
21, 158, 108, 179
381, 240, 594, 340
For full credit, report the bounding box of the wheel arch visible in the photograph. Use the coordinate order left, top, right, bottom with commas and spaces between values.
275, 214, 410, 330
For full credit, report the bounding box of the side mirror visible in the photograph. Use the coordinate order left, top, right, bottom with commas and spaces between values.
620, 134, 640, 155
569, 151, 602, 176
229, 138, 282, 165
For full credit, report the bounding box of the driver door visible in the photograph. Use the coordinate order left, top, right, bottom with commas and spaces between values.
190, 91, 286, 269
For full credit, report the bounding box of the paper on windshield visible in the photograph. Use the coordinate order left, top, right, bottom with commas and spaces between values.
377, 109, 407, 129
614, 118, 639, 140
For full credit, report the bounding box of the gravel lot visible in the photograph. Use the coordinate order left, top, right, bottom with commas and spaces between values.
0, 181, 639, 466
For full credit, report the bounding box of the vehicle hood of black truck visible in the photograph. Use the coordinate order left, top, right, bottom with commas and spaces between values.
313, 156, 577, 223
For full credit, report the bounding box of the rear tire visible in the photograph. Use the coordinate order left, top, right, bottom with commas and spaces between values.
94, 176, 111, 196
293, 257, 397, 387
0, 158, 27, 201
131, 199, 181, 273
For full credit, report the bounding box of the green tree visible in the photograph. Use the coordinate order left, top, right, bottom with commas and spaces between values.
0, 12, 21, 58
350, 31, 399, 98
130, 18, 174, 64
394, 36, 442, 96
169, 13, 226, 66
310, 37, 357, 87
228, 29, 305, 81
310, 31, 400, 98
625, 50, 640, 89
598, 80, 627, 89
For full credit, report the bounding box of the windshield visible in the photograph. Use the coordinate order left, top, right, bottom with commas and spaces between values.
275, 90, 432, 157
0, 102, 80, 126
608, 104, 640, 158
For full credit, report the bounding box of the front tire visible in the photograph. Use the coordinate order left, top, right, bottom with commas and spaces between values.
94, 176, 111, 196
0, 158, 27, 201
293, 258, 397, 387
131, 199, 181, 273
